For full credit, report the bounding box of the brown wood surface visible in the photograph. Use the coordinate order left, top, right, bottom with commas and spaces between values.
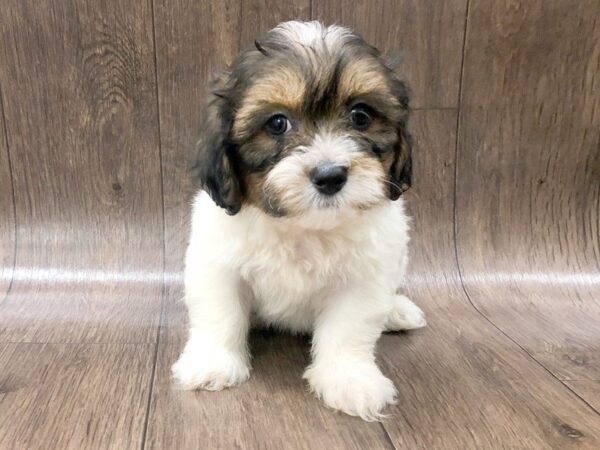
0, 0, 163, 343
313, 0, 468, 109
0, 343, 154, 449
0, 0, 598, 448
567, 382, 600, 413
147, 334, 393, 450
0, 94, 15, 304
456, 0, 600, 384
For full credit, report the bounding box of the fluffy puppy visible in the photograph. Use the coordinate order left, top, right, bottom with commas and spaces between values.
172, 21, 426, 421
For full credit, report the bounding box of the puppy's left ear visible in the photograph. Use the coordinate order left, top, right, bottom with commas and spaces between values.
388, 77, 413, 200
389, 125, 412, 200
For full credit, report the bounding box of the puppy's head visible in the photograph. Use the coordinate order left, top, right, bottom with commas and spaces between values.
194, 21, 412, 228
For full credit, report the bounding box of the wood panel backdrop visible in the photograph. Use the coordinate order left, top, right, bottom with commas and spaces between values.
0, 0, 599, 448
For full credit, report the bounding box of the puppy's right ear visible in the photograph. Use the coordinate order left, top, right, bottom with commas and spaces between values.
193, 71, 243, 215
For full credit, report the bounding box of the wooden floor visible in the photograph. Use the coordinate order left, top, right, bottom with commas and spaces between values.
1, 0, 599, 448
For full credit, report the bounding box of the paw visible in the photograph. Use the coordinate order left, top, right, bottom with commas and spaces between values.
172, 346, 250, 391
304, 361, 397, 421
385, 294, 426, 331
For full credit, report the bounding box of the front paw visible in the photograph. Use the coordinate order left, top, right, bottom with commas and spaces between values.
172, 347, 250, 391
385, 294, 426, 331
304, 361, 397, 421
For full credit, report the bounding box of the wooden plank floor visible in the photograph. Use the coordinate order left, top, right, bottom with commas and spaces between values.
1, 0, 599, 448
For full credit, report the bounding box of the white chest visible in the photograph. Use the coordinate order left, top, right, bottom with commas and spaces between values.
240, 234, 369, 331
190, 194, 410, 332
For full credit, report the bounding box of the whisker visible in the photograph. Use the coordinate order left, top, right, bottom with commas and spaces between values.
381, 179, 402, 191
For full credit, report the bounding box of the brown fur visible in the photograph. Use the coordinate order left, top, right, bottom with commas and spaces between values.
338, 59, 395, 103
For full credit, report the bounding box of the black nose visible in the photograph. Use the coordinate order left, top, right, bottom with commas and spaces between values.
310, 164, 348, 196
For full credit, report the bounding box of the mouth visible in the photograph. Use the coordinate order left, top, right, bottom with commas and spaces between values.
312, 193, 342, 210
314, 196, 342, 210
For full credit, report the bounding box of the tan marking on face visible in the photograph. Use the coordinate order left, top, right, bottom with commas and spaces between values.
380, 149, 396, 175
350, 154, 387, 201
233, 68, 306, 138
243, 172, 266, 205
245, 170, 289, 216
338, 59, 396, 103
350, 153, 387, 176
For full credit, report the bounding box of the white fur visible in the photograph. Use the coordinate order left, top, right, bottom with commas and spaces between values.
265, 131, 387, 229
173, 191, 425, 420
385, 294, 427, 331
274, 21, 352, 50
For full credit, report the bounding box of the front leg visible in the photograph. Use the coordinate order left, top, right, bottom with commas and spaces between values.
303, 284, 396, 421
172, 266, 251, 391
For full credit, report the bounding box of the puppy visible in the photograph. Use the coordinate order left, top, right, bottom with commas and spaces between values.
172, 21, 426, 421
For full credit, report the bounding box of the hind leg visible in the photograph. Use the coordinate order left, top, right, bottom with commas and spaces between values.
385, 294, 426, 331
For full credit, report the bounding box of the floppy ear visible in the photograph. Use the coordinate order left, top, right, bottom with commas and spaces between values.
387, 76, 412, 200
388, 124, 413, 200
193, 72, 244, 215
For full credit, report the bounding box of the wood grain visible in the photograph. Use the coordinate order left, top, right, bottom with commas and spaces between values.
380, 330, 600, 449
313, 0, 468, 109
146, 333, 393, 450
0, 93, 15, 304
455, 0, 600, 383
379, 110, 600, 449
566, 382, 600, 413
0, 343, 154, 449
0, 0, 163, 343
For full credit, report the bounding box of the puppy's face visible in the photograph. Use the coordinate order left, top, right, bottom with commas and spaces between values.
195, 21, 412, 229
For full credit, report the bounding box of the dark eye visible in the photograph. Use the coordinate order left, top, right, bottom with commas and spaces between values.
350, 104, 374, 131
265, 114, 292, 136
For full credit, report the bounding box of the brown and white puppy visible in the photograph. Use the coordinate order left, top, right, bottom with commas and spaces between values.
173, 21, 425, 421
